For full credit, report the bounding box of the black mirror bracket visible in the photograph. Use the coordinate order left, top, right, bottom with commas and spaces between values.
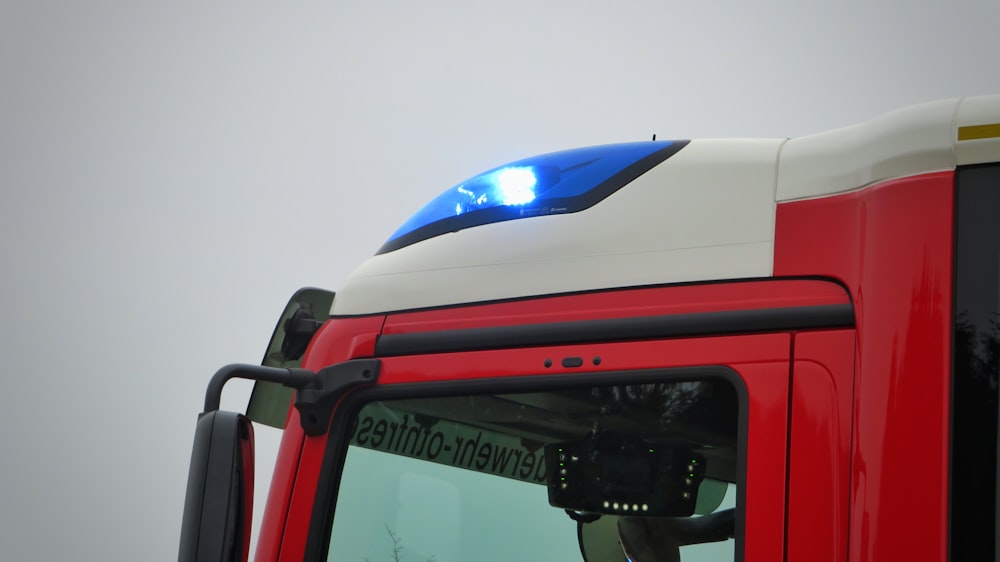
203, 359, 382, 436
281, 306, 325, 361
204, 364, 316, 414
294, 359, 381, 436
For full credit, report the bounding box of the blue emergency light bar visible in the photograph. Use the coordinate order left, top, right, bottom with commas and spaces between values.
377, 140, 688, 254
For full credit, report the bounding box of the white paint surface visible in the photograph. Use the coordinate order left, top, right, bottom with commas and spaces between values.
336, 139, 783, 314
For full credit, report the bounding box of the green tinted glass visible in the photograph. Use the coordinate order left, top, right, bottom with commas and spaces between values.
327, 376, 740, 562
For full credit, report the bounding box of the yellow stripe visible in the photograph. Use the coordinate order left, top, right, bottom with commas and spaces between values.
958, 123, 1000, 141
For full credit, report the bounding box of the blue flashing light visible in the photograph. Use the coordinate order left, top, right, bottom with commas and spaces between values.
380, 140, 686, 254
495, 167, 537, 205
451, 166, 538, 216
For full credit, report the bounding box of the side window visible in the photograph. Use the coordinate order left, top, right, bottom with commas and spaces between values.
952, 163, 1000, 559
326, 373, 742, 562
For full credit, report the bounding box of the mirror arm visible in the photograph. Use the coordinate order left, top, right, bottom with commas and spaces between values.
204, 364, 315, 413
203, 359, 382, 436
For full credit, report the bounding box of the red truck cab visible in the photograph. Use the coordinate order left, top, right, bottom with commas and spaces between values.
180, 96, 1000, 562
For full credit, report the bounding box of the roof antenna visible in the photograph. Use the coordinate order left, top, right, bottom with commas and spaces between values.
652, 134, 657, 141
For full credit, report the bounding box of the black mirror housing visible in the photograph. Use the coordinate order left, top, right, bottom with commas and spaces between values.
178, 411, 254, 562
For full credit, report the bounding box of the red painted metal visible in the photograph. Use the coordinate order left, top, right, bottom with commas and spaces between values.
280, 332, 795, 562
263, 280, 856, 561
255, 316, 385, 562
241, 422, 255, 562
737, 360, 791, 561
786, 329, 855, 562
775, 172, 954, 562
277, 414, 323, 562
304, 315, 385, 368
255, 409, 304, 562
377, 332, 790, 383
261, 169, 958, 561
382, 279, 849, 335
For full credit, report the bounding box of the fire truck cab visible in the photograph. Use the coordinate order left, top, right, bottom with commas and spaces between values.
180, 95, 1000, 562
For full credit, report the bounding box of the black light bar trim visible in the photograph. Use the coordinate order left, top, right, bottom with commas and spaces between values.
375, 303, 855, 357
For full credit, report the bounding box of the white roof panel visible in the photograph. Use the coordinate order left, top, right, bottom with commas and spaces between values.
333, 95, 1000, 315
334, 139, 783, 315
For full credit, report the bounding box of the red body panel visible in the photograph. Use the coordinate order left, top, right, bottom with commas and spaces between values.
255, 409, 304, 562
280, 333, 795, 562
786, 330, 855, 562
775, 172, 954, 562
382, 279, 849, 335
266, 278, 852, 561
255, 316, 385, 562
258, 171, 958, 561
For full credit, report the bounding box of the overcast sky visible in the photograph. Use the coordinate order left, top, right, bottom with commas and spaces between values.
2, 1, 999, 560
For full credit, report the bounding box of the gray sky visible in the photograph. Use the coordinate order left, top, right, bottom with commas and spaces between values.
1, 0, 999, 560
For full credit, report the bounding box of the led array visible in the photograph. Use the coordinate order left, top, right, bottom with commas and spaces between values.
548, 442, 705, 517
556, 449, 575, 489
602, 500, 650, 513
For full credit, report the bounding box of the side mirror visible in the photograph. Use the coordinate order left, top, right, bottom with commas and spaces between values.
247, 288, 335, 428
178, 411, 254, 562
178, 360, 375, 562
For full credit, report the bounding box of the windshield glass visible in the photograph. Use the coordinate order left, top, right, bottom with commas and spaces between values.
326, 375, 740, 562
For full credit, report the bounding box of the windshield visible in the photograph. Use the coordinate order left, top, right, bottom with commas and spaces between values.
325, 375, 741, 562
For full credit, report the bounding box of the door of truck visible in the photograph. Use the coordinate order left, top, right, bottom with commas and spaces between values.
278, 281, 854, 562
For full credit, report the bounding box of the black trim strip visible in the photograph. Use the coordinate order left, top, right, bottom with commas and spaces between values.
375, 303, 855, 357
304, 366, 749, 562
